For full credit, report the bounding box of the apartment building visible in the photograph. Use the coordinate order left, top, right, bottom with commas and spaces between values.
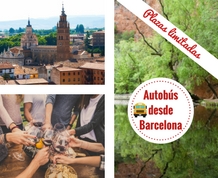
92, 31, 105, 47
51, 66, 84, 85
79, 62, 105, 84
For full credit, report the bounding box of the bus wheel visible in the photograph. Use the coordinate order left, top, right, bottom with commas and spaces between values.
143, 114, 147, 117
134, 114, 138, 117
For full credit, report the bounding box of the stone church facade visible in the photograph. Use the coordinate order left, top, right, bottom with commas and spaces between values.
21, 19, 38, 50
22, 4, 71, 65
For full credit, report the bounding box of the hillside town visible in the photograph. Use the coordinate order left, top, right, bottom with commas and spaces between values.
0, 4, 105, 85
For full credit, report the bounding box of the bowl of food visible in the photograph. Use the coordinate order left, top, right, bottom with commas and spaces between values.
45, 164, 77, 178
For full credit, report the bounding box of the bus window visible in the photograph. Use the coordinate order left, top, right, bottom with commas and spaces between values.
134, 102, 147, 117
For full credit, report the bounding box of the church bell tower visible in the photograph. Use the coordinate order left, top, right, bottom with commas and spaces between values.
56, 4, 70, 62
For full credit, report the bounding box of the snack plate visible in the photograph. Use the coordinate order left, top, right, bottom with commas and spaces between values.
44, 164, 77, 178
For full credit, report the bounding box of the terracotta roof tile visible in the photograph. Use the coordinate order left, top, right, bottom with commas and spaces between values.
0, 63, 14, 69
55, 67, 82, 72
79, 62, 105, 70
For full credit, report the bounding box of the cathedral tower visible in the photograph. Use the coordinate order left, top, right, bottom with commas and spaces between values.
56, 4, 70, 62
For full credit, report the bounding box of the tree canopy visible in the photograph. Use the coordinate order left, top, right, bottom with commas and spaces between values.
75, 24, 85, 34
115, 0, 218, 94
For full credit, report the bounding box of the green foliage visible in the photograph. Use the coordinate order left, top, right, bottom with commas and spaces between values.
37, 35, 47, 45
84, 31, 91, 50
115, 0, 218, 94
115, 30, 135, 44
2, 73, 11, 80
115, 1, 218, 177
115, 37, 173, 94
33, 29, 56, 36
9, 28, 15, 34
0, 34, 22, 52
75, 24, 85, 34
44, 32, 57, 45
115, 105, 218, 177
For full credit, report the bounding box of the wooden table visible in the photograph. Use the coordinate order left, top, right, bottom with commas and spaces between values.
0, 144, 104, 178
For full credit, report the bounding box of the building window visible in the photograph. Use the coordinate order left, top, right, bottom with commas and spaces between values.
63, 79, 65, 82
68, 78, 70, 82
63, 73, 65, 76
68, 72, 70, 75
73, 78, 75, 81
78, 78, 80, 81
78, 72, 80, 75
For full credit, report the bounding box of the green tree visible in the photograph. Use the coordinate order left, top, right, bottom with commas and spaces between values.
17, 27, 25, 33
37, 35, 46, 45
44, 32, 57, 45
78, 24, 84, 34
115, 0, 218, 93
0, 34, 21, 52
75, 24, 85, 34
9, 28, 15, 34
84, 31, 91, 50
2, 73, 11, 80
75, 25, 79, 33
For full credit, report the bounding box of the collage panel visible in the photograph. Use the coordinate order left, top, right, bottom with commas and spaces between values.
0, 0, 113, 177
114, 0, 218, 178
0, 94, 105, 178
0, 0, 105, 85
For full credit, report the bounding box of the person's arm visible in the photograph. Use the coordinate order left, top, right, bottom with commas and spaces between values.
16, 159, 40, 178
43, 103, 53, 129
43, 95, 56, 129
67, 96, 81, 130
67, 114, 77, 130
5, 132, 36, 146
69, 136, 104, 153
24, 103, 33, 122
75, 95, 104, 136
0, 134, 4, 144
0, 95, 21, 131
16, 147, 49, 178
53, 155, 101, 168
0, 132, 36, 146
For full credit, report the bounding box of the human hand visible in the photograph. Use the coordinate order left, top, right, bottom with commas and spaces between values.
53, 154, 74, 165
66, 125, 71, 130
68, 129, 76, 135
33, 147, 49, 166
7, 131, 36, 146
12, 127, 22, 133
69, 136, 82, 148
42, 123, 52, 130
